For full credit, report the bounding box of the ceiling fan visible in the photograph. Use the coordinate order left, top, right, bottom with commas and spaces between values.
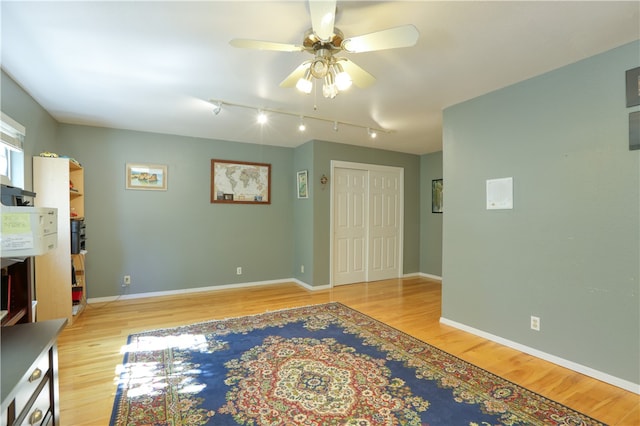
229, 0, 419, 99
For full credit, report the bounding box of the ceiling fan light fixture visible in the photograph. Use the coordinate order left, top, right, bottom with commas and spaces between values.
295, 68, 313, 94
333, 62, 352, 91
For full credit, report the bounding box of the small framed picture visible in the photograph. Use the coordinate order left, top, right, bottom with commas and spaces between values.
432, 179, 443, 213
626, 67, 640, 107
630, 111, 640, 151
126, 163, 167, 191
297, 170, 308, 199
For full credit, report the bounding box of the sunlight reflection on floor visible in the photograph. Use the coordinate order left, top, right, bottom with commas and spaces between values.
114, 333, 216, 398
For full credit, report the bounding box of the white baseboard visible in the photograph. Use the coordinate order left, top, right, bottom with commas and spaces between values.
89, 275, 434, 304
87, 278, 320, 304
402, 272, 442, 281
419, 272, 442, 281
292, 279, 331, 291
440, 317, 640, 394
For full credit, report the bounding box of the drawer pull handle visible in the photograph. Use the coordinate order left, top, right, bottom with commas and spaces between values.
29, 408, 43, 424
29, 368, 42, 382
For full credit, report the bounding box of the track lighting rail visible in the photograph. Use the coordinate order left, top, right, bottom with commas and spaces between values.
209, 99, 392, 137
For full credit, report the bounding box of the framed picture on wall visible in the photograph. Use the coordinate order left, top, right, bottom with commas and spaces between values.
432, 179, 443, 213
626, 67, 640, 107
297, 170, 308, 199
211, 159, 271, 204
630, 111, 640, 151
126, 163, 167, 191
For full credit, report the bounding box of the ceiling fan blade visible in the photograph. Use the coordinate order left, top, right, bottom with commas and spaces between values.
338, 58, 376, 89
229, 39, 303, 52
341, 24, 419, 53
279, 62, 311, 88
309, 0, 336, 41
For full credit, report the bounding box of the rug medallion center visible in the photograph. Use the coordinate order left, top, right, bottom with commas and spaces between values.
276, 358, 355, 414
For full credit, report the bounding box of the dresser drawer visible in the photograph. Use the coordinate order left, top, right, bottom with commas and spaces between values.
19, 384, 49, 426
1, 320, 67, 426
13, 352, 49, 419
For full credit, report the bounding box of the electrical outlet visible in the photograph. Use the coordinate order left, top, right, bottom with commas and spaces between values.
123, 275, 131, 286
301, 265, 304, 273
530, 316, 540, 331
236, 267, 242, 275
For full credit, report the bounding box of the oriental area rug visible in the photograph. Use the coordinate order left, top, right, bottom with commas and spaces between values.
110, 302, 604, 426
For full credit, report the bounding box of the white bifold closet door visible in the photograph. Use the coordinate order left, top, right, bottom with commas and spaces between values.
332, 163, 403, 286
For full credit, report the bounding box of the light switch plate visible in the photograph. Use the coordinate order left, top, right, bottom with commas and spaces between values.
486, 177, 513, 210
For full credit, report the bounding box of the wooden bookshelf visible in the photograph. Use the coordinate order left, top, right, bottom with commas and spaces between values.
33, 156, 87, 323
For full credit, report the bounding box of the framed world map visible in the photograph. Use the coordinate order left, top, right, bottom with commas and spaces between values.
211, 159, 271, 204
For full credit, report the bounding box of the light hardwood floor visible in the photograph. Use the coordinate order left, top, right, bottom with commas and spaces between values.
57, 277, 639, 425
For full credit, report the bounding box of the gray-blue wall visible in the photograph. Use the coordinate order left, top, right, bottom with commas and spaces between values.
293, 140, 314, 284
420, 151, 443, 276
1, 71, 58, 189
56, 125, 295, 297
442, 41, 640, 385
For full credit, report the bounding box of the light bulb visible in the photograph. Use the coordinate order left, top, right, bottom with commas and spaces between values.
323, 73, 338, 99
257, 110, 268, 124
334, 63, 352, 91
296, 68, 313, 94
296, 78, 312, 94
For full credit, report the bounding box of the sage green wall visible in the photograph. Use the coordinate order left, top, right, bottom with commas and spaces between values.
56, 125, 295, 298
442, 41, 640, 384
309, 140, 421, 287
420, 151, 443, 277
1, 70, 59, 190
293, 141, 314, 284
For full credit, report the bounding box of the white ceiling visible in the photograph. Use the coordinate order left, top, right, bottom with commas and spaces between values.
1, 1, 638, 155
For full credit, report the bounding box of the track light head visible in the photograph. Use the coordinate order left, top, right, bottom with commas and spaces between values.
257, 110, 268, 124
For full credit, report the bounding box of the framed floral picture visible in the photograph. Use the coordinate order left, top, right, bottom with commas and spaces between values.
432, 179, 443, 213
297, 170, 308, 199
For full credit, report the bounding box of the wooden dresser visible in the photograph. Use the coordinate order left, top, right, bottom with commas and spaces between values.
1, 319, 67, 426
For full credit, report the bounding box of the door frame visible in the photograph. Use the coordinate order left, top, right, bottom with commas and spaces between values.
329, 160, 404, 286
